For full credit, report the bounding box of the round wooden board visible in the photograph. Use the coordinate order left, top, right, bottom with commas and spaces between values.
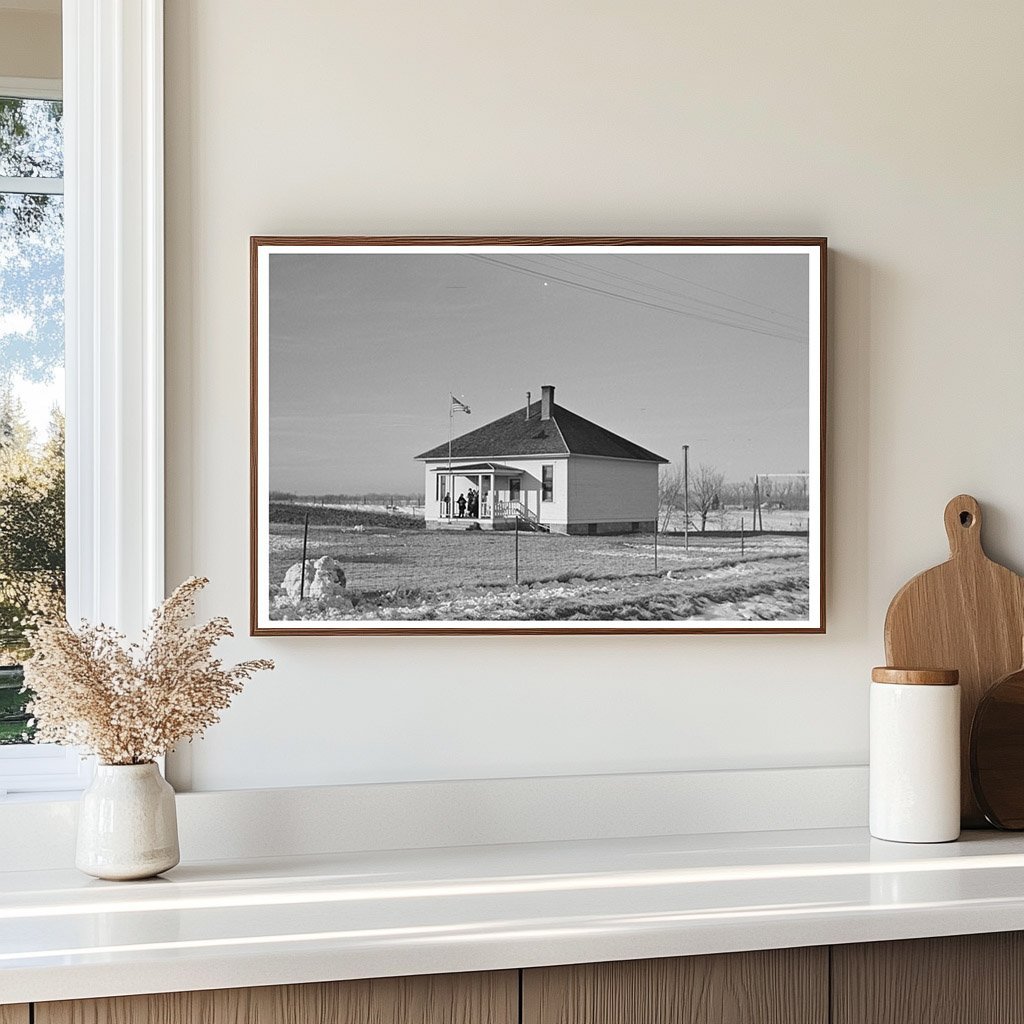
971, 664, 1024, 829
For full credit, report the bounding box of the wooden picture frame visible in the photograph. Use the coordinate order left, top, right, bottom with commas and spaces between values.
251, 236, 826, 635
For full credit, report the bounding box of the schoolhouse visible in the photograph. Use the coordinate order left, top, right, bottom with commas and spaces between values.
415, 386, 668, 534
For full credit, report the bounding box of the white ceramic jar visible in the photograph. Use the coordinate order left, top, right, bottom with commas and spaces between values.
76, 762, 180, 880
870, 667, 960, 843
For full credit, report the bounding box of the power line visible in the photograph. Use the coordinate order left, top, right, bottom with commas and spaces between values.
470, 256, 807, 344
614, 254, 810, 327
514, 254, 806, 340
540, 254, 807, 337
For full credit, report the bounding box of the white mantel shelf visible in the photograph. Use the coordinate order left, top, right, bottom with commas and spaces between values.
5, 826, 1024, 1004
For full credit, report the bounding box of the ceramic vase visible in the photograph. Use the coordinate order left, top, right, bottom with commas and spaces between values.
76, 762, 180, 880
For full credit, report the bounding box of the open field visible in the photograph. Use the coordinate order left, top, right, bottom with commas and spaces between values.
661, 507, 810, 533
269, 502, 423, 530
268, 522, 810, 622
271, 499, 809, 534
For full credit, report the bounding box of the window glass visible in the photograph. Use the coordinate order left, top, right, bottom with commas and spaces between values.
0, 98, 62, 178
542, 464, 553, 501
0, 96, 65, 745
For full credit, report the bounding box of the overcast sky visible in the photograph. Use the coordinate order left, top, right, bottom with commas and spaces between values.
268, 250, 811, 494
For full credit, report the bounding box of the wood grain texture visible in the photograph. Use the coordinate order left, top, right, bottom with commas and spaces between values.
970, 658, 1024, 827
884, 494, 1024, 826
832, 932, 1024, 1024
36, 971, 517, 1024
0, 1007, 29, 1024
522, 948, 828, 1024
871, 667, 959, 686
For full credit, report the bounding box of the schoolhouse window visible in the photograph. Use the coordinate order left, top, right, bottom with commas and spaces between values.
542, 464, 554, 501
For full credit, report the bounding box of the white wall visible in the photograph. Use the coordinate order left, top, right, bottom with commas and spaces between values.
569, 457, 659, 525
164, 1, 1024, 791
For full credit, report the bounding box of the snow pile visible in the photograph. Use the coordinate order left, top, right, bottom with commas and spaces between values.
280, 556, 347, 602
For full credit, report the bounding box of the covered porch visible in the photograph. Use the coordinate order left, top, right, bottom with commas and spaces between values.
429, 462, 527, 529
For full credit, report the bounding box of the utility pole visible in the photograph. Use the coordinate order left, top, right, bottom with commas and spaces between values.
682, 444, 690, 553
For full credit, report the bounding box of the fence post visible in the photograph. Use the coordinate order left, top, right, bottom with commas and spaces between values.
654, 518, 658, 572
514, 515, 519, 584
300, 511, 310, 599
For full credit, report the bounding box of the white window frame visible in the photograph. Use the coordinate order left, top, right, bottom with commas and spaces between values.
0, 0, 164, 799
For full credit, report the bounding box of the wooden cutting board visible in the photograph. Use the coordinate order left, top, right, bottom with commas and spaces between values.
884, 494, 1024, 827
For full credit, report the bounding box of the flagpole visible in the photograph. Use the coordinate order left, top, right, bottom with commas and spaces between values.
447, 394, 471, 523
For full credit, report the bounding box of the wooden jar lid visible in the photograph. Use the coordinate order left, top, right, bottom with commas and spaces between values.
871, 667, 960, 686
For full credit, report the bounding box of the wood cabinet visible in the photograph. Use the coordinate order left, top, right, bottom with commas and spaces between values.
35, 972, 517, 1024
832, 932, 1024, 1024
17, 934, 1024, 1024
522, 948, 827, 1024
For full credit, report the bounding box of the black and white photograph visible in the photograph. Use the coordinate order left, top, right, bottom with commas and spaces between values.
251, 238, 825, 634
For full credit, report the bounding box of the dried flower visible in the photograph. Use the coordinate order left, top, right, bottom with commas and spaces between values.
22, 577, 274, 765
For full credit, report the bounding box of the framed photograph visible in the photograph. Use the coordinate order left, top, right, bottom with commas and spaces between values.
251, 236, 826, 635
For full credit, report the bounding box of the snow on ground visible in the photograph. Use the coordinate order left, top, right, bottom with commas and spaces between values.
267, 523, 809, 623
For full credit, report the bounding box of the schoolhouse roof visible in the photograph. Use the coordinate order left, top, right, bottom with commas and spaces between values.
415, 396, 668, 464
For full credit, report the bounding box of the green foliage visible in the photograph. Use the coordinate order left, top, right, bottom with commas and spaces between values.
0, 665, 31, 743
0, 96, 62, 181
0, 97, 65, 743
0, 391, 65, 664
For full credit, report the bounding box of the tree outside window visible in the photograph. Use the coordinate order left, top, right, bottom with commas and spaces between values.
0, 94, 65, 744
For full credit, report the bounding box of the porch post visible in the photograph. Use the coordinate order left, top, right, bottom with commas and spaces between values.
490, 473, 495, 523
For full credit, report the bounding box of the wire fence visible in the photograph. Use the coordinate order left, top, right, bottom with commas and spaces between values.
268, 510, 810, 612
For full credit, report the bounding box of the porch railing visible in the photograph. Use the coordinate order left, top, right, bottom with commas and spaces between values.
437, 502, 491, 519
495, 500, 540, 525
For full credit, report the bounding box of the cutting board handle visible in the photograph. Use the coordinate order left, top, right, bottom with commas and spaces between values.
944, 494, 983, 558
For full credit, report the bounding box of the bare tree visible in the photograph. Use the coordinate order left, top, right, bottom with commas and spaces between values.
658, 465, 684, 533
769, 475, 809, 510
693, 463, 725, 532
720, 479, 747, 510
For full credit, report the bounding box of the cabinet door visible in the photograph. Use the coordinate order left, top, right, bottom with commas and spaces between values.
523, 949, 828, 1024
832, 933, 1024, 1024
0, 1007, 29, 1024
36, 971, 517, 1024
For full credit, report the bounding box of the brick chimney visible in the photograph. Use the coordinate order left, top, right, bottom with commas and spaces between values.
525, 391, 531, 420
541, 385, 554, 421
